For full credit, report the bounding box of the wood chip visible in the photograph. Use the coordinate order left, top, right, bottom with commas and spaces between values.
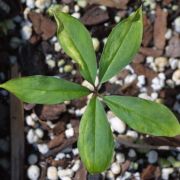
28, 12, 56, 40
81, 6, 109, 26
133, 53, 145, 64
140, 47, 163, 57
153, 6, 167, 49
48, 133, 65, 149
88, 0, 129, 9
74, 163, 87, 180
141, 165, 159, 180
52, 121, 66, 135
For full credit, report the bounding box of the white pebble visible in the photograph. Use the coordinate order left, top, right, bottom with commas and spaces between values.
161, 168, 174, 180
72, 160, 80, 172
108, 116, 126, 134
174, 16, 180, 33
46, 59, 56, 69
124, 74, 137, 85
55, 153, 65, 160
138, 93, 152, 100
166, 79, 175, 88
58, 169, 74, 178
114, 16, 121, 23
151, 92, 158, 100
65, 128, 74, 138
155, 57, 168, 72
77, 0, 87, 8
169, 58, 178, 70
26, 0, 35, 9
72, 148, 79, 156
172, 69, 180, 85
21, 25, 32, 40
35, 0, 51, 10
147, 150, 158, 164
61, 5, 70, 13
37, 144, 49, 154
71, 13, 80, 19
28, 154, 38, 165
74, 5, 80, 12
81, 80, 94, 91
151, 76, 165, 91
126, 130, 138, 139
54, 42, 61, 52
137, 75, 146, 88
27, 165, 40, 180
116, 153, 125, 163
26, 116, 35, 127
128, 149, 136, 158
47, 166, 58, 180
92, 37, 100, 51
111, 162, 121, 175
165, 29, 172, 39
35, 128, 44, 138
27, 129, 38, 144
106, 170, 115, 179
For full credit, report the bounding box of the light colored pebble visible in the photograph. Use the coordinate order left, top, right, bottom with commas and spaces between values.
137, 75, 146, 88
166, 79, 175, 88
72, 160, 80, 172
108, 116, 126, 134
72, 148, 79, 156
47, 166, 58, 180
117, 171, 131, 180
35, 0, 51, 10
169, 58, 178, 69
58, 169, 74, 178
174, 16, 180, 33
138, 93, 152, 100
116, 153, 125, 163
126, 130, 138, 139
28, 154, 38, 165
114, 16, 121, 23
151, 76, 165, 91
151, 92, 158, 100
128, 149, 136, 158
46, 59, 56, 69
161, 168, 174, 180
147, 150, 158, 164
35, 128, 44, 138
27, 165, 40, 180
111, 162, 121, 175
165, 29, 172, 39
58, 59, 65, 67
31, 113, 38, 121
26, 116, 35, 127
21, 24, 32, 40
54, 42, 61, 52
65, 128, 74, 138
27, 129, 38, 144
106, 170, 115, 179
124, 74, 137, 85
26, 0, 35, 9
172, 69, 180, 85
61, 177, 71, 180
81, 80, 94, 91
154, 57, 168, 72
61, 5, 70, 13
71, 12, 80, 19
37, 144, 49, 154
77, 0, 87, 8
55, 153, 65, 160
64, 65, 73, 73
146, 56, 154, 64
74, 5, 80, 12
92, 37, 100, 51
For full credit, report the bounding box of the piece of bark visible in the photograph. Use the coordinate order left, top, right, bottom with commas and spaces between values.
81, 6, 109, 25
166, 35, 180, 58
35, 104, 66, 121
74, 163, 87, 180
28, 11, 56, 40
141, 165, 159, 180
140, 47, 163, 57
142, 15, 153, 47
52, 121, 66, 135
48, 133, 65, 149
133, 53, 145, 64
153, 6, 167, 49
10, 64, 24, 180
88, 0, 129, 9
163, 0, 172, 5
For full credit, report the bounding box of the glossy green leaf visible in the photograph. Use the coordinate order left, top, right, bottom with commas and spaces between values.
0, 75, 90, 104
99, 7, 143, 83
78, 97, 114, 173
49, 6, 97, 84
104, 96, 180, 137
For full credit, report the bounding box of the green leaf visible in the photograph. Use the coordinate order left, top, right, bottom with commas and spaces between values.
104, 96, 180, 137
99, 7, 143, 83
49, 6, 97, 84
0, 75, 90, 104
78, 97, 114, 173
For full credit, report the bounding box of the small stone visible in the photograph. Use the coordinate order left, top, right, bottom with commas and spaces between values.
58, 59, 65, 67
21, 24, 32, 40
165, 29, 172, 39
26, 116, 35, 127
28, 154, 38, 165
128, 149, 136, 158
169, 58, 178, 70
64, 65, 73, 73
27, 165, 40, 180
72, 160, 80, 172
74, 5, 80, 12
82, 80, 94, 91
147, 150, 158, 164
172, 69, 180, 85
55, 153, 65, 160
47, 166, 58, 180
54, 42, 61, 52
126, 130, 138, 139
65, 128, 74, 138
35, 128, 44, 138
35, 0, 51, 10
124, 74, 137, 85
174, 16, 180, 33
61, 5, 70, 13
58, 169, 74, 178
154, 57, 168, 72
114, 16, 121, 23
151, 77, 165, 91
108, 116, 126, 134
92, 37, 100, 51
27, 129, 38, 144
166, 79, 175, 88
72, 148, 79, 156
106, 170, 114, 179
26, 0, 35, 9
46, 59, 56, 69
37, 144, 49, 154
71, 12, 80, 19
116, 153, 125, 163
161, 168, 174, 180
111, 162, 121, 175
151, 92, 158, 100
137, 75, 146, 88
77, 0, 87, 8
